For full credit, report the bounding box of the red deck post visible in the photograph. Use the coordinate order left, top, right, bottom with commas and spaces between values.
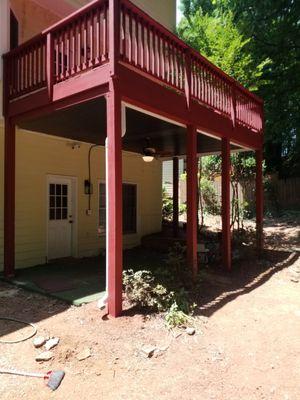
106, 0, 122, 317
221, 138, 231, 270
186, 125, 198, 278
4, 118, 16, 278
173, 156, 179, 237
256, 149, 264, 251
106, 79, 123, 317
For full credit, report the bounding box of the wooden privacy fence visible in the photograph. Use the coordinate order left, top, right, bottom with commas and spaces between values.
179, 175, 300, 211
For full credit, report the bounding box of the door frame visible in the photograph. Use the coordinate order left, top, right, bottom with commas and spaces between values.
46, 174, 78, 262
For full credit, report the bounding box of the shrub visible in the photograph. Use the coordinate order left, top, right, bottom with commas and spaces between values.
201, 177, 221, 215
165, 242, 192, 287
123, 269, 172, 311
162, 187, 173, 221
165, 302, 190, 328
123, 268, 196, 328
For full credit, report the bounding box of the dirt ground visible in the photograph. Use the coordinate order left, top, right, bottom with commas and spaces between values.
0, 217, 299, 400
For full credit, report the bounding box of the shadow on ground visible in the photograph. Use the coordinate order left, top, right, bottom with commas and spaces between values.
193, 248, 298, 317
0, 245, 297, 339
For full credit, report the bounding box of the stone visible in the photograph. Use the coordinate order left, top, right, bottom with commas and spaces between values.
35, 351, 54, 362
33, 336, 46, 348
77, 348, 91, 361
44, 337, 60, 351
140, 345, 156, 358
186, 327, 196, 336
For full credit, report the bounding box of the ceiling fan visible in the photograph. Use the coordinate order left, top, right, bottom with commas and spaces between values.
142, 137, 174, 162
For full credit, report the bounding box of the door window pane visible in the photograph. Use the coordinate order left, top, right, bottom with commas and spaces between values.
49, 183, 69, 221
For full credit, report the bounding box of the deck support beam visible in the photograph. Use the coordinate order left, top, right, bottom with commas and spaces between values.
173, 156, 179, 237
106, 79, 123, 317
186, 125, 198, 279
256, 149, 264, 252
221, 138, 231, 270
4, 118, 16, 278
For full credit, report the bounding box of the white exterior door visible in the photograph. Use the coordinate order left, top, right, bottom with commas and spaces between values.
47, 177, 73, 260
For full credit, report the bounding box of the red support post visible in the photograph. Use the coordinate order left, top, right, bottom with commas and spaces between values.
106, 79, 123, 317
221, 137, 231, 270
4, 118, 16, 278
256, 149, 264, 252
173, 156, 179, 237
186, 125, 198, 279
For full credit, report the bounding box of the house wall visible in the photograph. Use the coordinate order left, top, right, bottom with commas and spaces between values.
0, 0, 173, 270
10, 0, 60, 44
132, 0, 176, 31
0, 128, 162, 271
10, 0, 176, 47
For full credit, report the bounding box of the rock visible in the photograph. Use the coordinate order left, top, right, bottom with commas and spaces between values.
77, 348, 91, 361
35, 351, 54, 362
44, 337, 60, 351
185, 327, 196, 336
140, 345, 156, 358
33, 336, 47, 348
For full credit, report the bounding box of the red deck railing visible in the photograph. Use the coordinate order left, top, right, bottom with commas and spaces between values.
3, 0, 263, 132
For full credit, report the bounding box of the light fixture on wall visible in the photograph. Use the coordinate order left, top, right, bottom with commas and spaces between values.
142, 137, 156, 163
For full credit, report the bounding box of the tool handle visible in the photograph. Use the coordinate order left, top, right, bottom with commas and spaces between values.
0, 368, 46, 379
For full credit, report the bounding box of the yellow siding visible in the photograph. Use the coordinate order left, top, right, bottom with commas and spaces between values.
0, 0, 173, 270
10, 0, 60, 44
132, 0, 176, 31
10, 0, 176, 47
0, 128, 162, 270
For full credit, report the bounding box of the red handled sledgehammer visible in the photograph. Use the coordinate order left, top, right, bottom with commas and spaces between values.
0, 368, 65, 390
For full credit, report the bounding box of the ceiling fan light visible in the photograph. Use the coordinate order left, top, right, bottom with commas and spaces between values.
142, 155, 154, 163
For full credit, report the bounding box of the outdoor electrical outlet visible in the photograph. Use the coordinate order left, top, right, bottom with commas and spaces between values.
86, 209, 92, 216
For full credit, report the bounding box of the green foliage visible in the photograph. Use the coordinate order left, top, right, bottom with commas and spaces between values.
162, 187, 173, 221
179, 203, 187, 214
123, 244, 197, 327
123, 269, 172, 312
201, 177, 221, 215
165, 242, 192, 287
201, 155, 222, 180
178, 9, 269, 88
165, 302, 190, 328
179, 0, 300, 176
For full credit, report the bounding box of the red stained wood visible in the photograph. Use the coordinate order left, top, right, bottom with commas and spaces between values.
106, 79, 123, 317
186, 125, 198, 278
46, 33, 54, 100
221, 137, 231, 270
173, 156, 179, 238
2, 0, 266, 318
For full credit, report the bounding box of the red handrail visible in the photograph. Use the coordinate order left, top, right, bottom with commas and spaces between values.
3, 0, 263, 132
